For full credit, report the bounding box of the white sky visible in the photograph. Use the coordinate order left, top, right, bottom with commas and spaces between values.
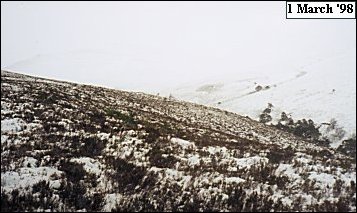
1, 1, 356, 92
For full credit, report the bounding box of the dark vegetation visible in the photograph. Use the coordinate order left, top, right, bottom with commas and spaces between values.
337, 137, 356, 159
259, 103, 355, 157
106, 108, 137, 128
104, 156, 147, 193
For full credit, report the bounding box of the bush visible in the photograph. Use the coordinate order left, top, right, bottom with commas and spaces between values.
274, 112, 325, 144
1, 183, 58, 212
32, 180, 50, 195
259, 103, 273, 124
337, 137, 356, 158
149, 146, 178, 168
59, 160, 86, 182
259, 113, 272, 124
255, 85, 263, 91
1, 191, 11, 212
267, 146, 294, 164
105, 157, 146, 193
144, 125, 161, 143
59, 181, 89, 210
106, 109, 137, 128
80, 136, 105, 157
87, 193, 104, 212
292, 119, 321, 140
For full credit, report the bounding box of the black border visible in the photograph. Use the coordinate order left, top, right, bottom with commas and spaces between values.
286, 1, 356, 19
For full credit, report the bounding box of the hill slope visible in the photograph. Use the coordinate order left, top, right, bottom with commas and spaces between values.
1, 71, 356, 212
163, 48, 356, 148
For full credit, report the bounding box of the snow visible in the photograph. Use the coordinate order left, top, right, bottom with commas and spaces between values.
22, 157, 38, 168
1, 135, 9, 144
227, 166, 238, 172
225, 176, 245, 184
180, 175, 193, 189
163, 47, 356, 144
280, 196, 293, 206
212, 176, 223, 184
1, 167, 62, 191
49, 180, 61, 189
31, 78, 70, 86
1, 118, 24, 133
294, 153, 312, 164
71, 157, 102, 175
1, 101, 13, 114
103, 193, 122, 212
206, 146, 230, 158
164, 168, 184, 181
149, 167, 163, 173
337, 169, 356, 183
26, 122, 43, 131
187, 155, 200, 166
235, 156, 268, 169
275, 164, 300, 180
170, 137, 195, 149
309, 172, 336, 187
319, 122, 350, 148
97, 132, 110, 141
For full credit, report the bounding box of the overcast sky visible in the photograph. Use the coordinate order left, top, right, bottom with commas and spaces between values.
1, 1, 356, 92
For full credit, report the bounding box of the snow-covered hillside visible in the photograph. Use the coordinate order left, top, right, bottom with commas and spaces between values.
163, 47, 356, 148
1, 71, 356, 212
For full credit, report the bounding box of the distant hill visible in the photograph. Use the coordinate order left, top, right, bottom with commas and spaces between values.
163, 48, 356, 149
